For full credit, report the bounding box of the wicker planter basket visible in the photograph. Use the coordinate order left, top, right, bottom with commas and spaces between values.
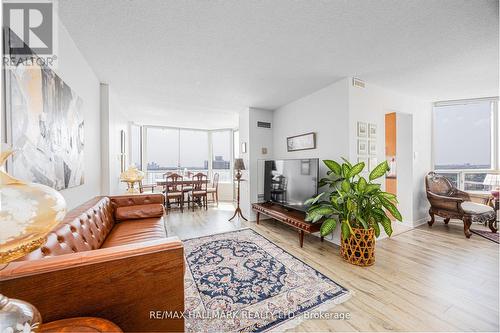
340, 227, 375, 266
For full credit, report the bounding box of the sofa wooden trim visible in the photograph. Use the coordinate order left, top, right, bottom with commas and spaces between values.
0, 238, 185, 332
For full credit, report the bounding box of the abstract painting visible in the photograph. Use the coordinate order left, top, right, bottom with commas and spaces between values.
5, 31, 84, 190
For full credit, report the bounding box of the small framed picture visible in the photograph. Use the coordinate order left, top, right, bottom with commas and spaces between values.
368, 140, 376, 155
357, 139, 367, 155
357, 122, 367, 137
287, 132, 316, 152
300, 159, 311, 175
368, 123, 377, 138
369, 157, 378, 172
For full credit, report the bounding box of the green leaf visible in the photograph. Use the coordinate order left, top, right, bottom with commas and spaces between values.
320, 218, 337, 236
357, 177, 367, 192
369, 160, 389, 181
347, 162, 365, 178
356, 214, 369, 229
310, 206, 334, 216
379, 216, 393, 237
380, 191, 398, 203
346, 198, 356, 212
379, 197, 403, 221
304, 192, 325, 206
373, 220, 381, 237
341, 164, 351, 177
341, 180, 351, 193
323, 160, 341, 175
341, 157, 352, 168
365, 183, 381, 194
341, 221, 351, 240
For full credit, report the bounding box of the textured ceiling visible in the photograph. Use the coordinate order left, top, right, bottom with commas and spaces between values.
58, 0, 498, 125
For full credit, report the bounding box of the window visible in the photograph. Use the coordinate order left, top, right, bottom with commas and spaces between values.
434, 101, 493, 170
146, 127, 179, 182
433, 98, 499, 191
130, 124, 142, 169
179, 129, 208, 173
212, 130, 232, 182
143, 126, 236, 184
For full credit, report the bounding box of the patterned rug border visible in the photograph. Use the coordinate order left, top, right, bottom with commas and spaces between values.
470, 229, 500, 244
183, 228, 352, 332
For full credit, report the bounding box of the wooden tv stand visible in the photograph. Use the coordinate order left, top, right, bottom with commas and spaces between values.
252, 202, 323, 247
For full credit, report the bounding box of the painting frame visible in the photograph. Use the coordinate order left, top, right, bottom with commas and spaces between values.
287, 132, 316, 152
357, 122, 367, 137
368, 123, 377, 138
368, 140, 377, 155
357, 139, 368, 155
3, 28, 85, 190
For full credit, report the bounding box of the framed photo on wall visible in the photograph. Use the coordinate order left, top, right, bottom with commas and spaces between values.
357, 122, 367, 137
368, 123, 377, 138
357, 139, 368, 155
287, 132, 316, 152
368, 140, 377, 155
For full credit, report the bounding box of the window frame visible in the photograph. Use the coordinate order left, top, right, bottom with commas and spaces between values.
432, 97, 499, 191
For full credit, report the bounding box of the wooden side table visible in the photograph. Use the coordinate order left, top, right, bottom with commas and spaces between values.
40, 317, 122, 333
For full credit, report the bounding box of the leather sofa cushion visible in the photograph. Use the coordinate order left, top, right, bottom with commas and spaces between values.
115, 204, 164, 221
110, 194, 164, 210
101, 217, 167, 248
21, 197, 114, 260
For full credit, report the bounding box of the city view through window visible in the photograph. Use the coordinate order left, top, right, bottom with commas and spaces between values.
144, 127, 234, 182
433, 100, 498, 191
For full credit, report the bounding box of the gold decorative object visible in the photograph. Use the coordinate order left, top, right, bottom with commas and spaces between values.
0, 148, 67, 263
120, 165, 145, 193
0, 147, 67, 332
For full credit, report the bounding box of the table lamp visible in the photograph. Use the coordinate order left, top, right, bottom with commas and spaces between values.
1, 147, 67, 332
229, 158, 247, 221
483, 174, 500, 199
120, 165, 145, 193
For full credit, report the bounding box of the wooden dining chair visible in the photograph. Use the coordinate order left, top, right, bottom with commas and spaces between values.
207, 172, 219, 206
139, 180, 156, 193
188, 173, 208, 211
164, 173, 184, 214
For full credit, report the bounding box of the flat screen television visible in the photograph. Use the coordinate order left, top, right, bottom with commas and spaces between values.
263, 159, 319, 212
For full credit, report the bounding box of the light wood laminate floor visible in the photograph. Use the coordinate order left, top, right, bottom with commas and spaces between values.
166, 203, 499, 332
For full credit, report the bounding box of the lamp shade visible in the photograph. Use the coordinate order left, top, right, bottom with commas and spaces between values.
234, 158, 246, 171
483, 174, 500, 186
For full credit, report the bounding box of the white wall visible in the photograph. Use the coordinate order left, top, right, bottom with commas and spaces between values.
51, 21, 101, 209
239, 107, 274, 219
100, 88, 129, 196
273, 78, 350, 165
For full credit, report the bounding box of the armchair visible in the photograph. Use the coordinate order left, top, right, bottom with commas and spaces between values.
425, 172, 497, 238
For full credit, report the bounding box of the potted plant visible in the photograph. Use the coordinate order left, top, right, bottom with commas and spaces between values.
305, 158, 402, 266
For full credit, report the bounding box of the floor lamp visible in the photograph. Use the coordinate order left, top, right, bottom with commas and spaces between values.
229, 158, 248, 221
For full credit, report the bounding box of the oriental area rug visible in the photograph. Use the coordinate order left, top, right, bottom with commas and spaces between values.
183, 228, 350, 332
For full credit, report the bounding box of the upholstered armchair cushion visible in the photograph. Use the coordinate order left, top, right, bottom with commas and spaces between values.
461, 202, 494, 215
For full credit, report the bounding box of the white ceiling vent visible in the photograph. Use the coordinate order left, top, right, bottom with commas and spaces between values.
352, 77, 365, 88
257, 121, 271, 129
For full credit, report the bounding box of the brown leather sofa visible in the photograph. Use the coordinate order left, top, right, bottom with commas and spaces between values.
0, 194, 184, 332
